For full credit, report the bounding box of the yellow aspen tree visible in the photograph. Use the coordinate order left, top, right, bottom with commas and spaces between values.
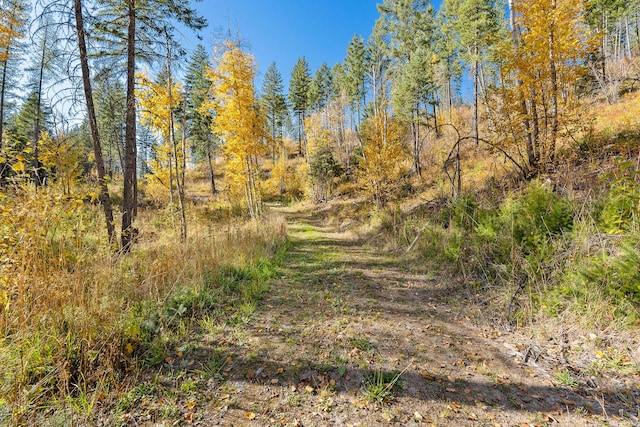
496, 0, 595, 175
359, 107, 407, 207
206, 40, 266, 217
136, 70, 182, 204
38, 131, 84, 196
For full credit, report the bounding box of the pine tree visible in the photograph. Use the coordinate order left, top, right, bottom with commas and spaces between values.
185, 44, 217, 195
95, 0, 206, 250
445, 0, 505, 145
378, 0, 438, 177
345, 34, 367, 123
308, 62, 332, 113
74, 0, 116, 243
262, 61, 288, 160
366, 19, 392, 117
436, 1, 464, 123
289, 56, 311, 157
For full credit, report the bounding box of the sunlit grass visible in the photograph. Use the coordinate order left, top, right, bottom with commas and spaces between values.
0, 180, 287, 423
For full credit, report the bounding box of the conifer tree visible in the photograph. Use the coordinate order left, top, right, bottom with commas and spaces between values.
96, 0, 206, 250
185, 44, 217, 195
289, 56, 311, 157
308, 62, 332, 113
378, 0, 438, 177
262, 61, 288, 159
444, 0, 505, 144
345, 34, 367, 123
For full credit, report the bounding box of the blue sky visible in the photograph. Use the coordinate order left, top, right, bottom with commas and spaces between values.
181, 1, 450, 90
183, 0, 382, 88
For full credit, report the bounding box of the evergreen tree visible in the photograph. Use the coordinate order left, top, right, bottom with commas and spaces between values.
445, 0, 505, 144
436, 1, 464, 123
378, 0, 439, 176
185, 44, 217, 195
95, 0, 206, 250
262, 63, 287, 142
308, 62, 332, 112
289, 56, 311, 157
366, 19, 392, 116
345, 34, 367, 123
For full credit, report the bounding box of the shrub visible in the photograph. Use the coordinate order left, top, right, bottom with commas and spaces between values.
599, 161, 639, 233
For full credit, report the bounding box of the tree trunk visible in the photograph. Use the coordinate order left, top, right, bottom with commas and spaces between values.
121, 0, 137, 252
33, 26, 48, 187
548, 0, 558, 166
164, 31, 186, 242
473, 49, 479, 147
509, 0, 535, 176
411, 110, 421, 177
0, 55, 8, 149
207, 147, 216, 195
73, 0, 116, 244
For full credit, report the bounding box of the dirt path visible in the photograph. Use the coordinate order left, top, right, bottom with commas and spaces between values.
118, 206, 637, 427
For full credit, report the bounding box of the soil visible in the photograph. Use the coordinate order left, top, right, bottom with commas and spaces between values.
97, 204, 640, 427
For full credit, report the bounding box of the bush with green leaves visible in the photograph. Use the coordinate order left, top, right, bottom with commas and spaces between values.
309, 145, 343, 202
599, 161, 639, 233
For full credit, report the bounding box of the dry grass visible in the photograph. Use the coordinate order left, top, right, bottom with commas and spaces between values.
0, 180, 286, 421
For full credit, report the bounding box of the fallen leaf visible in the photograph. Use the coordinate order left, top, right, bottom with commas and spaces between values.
420, 371, 435, 380
244, 411, 256, 420
305, 385, 314, 393
271, 378, 279, 385
185, 412, 194, 423
226, 356, 233, 363
125, 343, 134, 355
187, 401, 197, 409
414, 411, 424, 420
446, 387, 457, 393
246, 372, 255, 379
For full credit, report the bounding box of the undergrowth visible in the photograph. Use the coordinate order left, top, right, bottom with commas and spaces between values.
0, 182, 288, 424
389, 172, 640, 330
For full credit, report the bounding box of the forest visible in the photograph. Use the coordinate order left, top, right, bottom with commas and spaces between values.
1, 0, 639, 425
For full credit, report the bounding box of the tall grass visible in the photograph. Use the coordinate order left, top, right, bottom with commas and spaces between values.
389, 178, 640, 330
0, 183, 287, 422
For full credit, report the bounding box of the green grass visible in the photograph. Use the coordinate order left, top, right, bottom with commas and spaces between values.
554, 370, 579, 388
361, 370, 405, 404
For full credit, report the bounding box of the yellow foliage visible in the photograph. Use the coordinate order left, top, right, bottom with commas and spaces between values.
205, 40, 266, 217
0, 0, 26, 62
494, 0, 596, 172
38, 131, 85, 195
136, 70, 182, 143
137, 70, 186, 204
304, 114, 332, 158
359, 111, 407, 206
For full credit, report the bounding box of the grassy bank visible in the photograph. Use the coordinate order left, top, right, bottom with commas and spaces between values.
0, 184, 287, 424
